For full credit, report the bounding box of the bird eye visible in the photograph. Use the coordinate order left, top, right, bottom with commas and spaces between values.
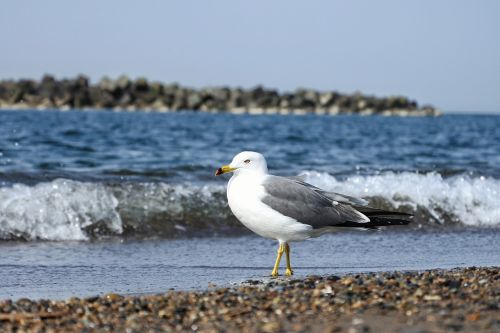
244, 159, 251, 164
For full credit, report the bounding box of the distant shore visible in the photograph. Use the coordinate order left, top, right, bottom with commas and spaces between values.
0, 267, 497, 332
0, 75, 440, 116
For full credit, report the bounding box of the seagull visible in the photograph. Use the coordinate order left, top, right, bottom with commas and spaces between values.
215, 151, 411, 277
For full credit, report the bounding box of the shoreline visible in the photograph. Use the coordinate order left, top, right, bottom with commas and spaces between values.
0, 75, 440, 117
0, 267, 497, 332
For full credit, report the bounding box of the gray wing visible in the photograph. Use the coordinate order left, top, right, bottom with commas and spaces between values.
261, 175, 369, 229
287, 176, 368, 206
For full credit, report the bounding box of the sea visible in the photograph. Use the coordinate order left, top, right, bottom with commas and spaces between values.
0, 110, 499, 299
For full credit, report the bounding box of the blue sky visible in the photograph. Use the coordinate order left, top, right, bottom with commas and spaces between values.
1, 1, 499, 112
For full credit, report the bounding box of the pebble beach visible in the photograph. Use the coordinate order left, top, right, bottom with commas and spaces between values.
1, 267, 498, 332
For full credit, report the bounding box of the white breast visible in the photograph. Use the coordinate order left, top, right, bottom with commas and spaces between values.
227, 173, 312, 242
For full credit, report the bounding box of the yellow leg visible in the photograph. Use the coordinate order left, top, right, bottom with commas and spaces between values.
284, 243, 294, 276
271, 243, 285, 277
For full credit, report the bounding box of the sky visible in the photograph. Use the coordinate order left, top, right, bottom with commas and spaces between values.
1, 1, 499, 113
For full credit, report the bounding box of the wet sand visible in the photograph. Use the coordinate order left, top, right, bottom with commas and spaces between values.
0, 267, 498, 332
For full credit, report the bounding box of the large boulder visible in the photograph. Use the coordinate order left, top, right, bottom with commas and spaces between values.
39, 75, 57, 99
116, 75, 131, 91
89, 86, 115, 108
319, 92, 338, 107
98, 76, 116, 92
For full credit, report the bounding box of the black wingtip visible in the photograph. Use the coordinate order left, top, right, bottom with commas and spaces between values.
355, 206, 414, 218
335, 216, 411, 229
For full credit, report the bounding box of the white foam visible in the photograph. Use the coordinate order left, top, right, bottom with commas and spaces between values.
0, 172, 498, 241
300, 171, 500, 226
0, 179, 122, 240
0, 179, 230, 241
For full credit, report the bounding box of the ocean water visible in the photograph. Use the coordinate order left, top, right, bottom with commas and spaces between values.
0, 110, 499, 298
1, 229, 498, 300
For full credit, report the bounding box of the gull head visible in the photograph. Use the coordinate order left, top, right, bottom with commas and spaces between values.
215, 151, 268, 176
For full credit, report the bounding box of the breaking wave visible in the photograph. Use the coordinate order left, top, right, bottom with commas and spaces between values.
0, 172, 499, 241
301, 171, 500, 227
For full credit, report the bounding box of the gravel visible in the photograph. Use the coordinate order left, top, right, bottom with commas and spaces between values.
0, 267, 498, 332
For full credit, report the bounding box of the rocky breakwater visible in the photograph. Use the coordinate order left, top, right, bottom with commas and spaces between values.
0, 75, 440, 116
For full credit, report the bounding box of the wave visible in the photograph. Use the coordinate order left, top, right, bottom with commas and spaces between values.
0, 180, 123, 241
300, 171, 500, 227
0, 172, 499, 241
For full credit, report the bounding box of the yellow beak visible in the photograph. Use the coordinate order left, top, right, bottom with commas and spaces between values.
215, 165, 237, 176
